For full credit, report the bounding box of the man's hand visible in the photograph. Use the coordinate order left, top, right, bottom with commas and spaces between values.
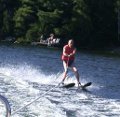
68, 54, 71, 57
68, 53, 72, 57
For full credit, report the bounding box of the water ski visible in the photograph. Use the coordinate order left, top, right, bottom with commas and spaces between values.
62, 83, 75, 88
61, 82, 92, 89
80, 82, 92, 89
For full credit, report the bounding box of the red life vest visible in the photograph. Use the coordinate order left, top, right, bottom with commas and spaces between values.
62, 45, 75, 61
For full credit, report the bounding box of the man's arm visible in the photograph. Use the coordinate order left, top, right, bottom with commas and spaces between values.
63, 46, 68, 56
69, 48, 76, 56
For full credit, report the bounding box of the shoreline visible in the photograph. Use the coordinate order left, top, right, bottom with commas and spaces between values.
0, 41, 120, 58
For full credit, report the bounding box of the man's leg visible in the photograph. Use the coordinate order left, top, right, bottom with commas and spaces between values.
61, 61, 68, 84
71, 66, 81, 86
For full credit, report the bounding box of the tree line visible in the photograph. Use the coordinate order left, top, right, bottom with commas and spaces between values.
0, 0, 119, 49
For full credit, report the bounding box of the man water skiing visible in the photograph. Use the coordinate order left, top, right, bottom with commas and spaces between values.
61, 39, 81, 87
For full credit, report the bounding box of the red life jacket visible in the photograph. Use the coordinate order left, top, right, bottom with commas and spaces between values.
62, 45, 75, 61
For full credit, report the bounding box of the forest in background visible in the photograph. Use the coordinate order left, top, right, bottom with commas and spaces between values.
0, 0, 119, 49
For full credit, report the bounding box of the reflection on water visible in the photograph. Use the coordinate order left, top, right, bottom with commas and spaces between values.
0, 45, 120, 117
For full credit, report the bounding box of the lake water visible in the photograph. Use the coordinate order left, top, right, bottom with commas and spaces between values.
0, 45, 120, 117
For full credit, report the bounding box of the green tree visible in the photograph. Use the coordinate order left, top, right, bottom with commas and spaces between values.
85, 0, 117, 48
14, 0, 37, 39
0, 0, 4, 39
14, 6, 34, 36
25, 24, 38, 42
37, 9, 61, 35
116, 0, 120, 44
67, 0, 92, 47
0, 0, 20, 39
0, 0, 118, 48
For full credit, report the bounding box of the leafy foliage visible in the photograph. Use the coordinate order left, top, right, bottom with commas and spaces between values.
0, 0, 118, 48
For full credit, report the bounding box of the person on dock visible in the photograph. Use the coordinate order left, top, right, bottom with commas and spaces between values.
47, 33, 55, 46
61, 39, 81, 87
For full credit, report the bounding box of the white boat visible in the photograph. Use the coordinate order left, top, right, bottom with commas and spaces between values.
31, 38, 60, 47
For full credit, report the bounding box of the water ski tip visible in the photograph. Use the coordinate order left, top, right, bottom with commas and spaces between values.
81, 82, 92, 89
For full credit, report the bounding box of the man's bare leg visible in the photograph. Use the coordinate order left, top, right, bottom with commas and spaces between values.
72, 67, 81, 87
61, 61, 68, 84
